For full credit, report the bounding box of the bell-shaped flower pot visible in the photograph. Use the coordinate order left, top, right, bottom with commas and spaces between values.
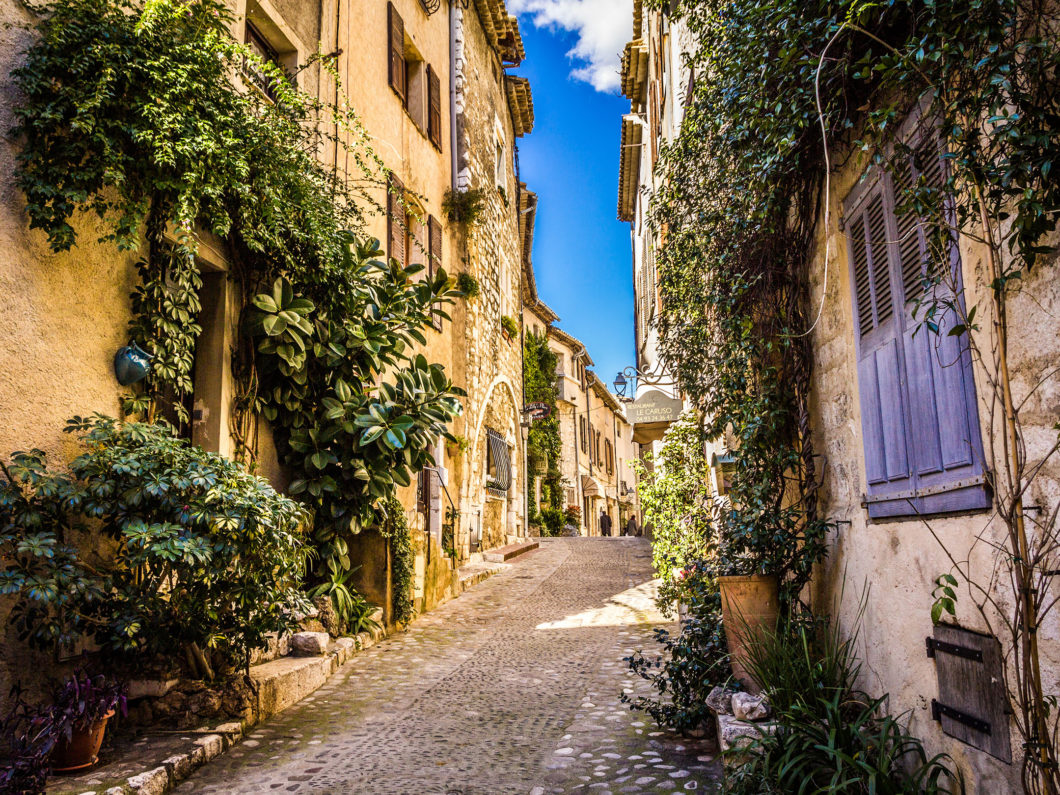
113, 343, 154, 386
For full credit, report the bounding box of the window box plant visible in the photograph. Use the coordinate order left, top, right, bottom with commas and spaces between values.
500, 315, 518, 343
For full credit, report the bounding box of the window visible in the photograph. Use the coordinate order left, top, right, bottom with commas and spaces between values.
428, 215, 443, 329
388, 2, 442, 149
495, 137, 506, 190
844, 121, 989, 519
386, 173, 406, 266
243, 20, 293, 102
604, 439, 614, 475
486, 428, 512, 496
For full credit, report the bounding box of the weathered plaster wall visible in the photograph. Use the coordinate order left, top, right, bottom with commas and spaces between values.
337, 0, 463, 586
0, 0, 330, 706
807, 147, 1060, 791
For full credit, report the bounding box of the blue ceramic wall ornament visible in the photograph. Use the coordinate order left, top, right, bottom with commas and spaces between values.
113, 342, 154, 386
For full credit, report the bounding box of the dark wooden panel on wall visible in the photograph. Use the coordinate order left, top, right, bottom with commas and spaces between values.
929, 624, 1012, 763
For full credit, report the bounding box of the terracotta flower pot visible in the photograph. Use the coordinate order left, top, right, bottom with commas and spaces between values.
718, 574, 779, 694
51, 710, 114, 773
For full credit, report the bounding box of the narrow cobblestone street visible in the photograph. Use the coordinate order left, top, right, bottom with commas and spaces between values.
175, 538, 721, 794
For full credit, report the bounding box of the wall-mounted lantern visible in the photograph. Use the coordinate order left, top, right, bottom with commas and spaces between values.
113, 342, 154, 386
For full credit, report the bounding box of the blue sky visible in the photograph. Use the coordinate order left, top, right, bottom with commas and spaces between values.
510, 1, 634, 391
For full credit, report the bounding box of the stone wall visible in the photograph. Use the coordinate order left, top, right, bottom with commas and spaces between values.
806, 145, 1060, 790
451, 1, 527, 552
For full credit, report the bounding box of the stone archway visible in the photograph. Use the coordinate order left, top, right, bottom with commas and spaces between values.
464, 376, 523, 552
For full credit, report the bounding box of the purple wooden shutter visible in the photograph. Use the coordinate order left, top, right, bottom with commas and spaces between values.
427, 65, 442, 149
847, 131, 990, 519
890, 130, 990, 514
387, 3, 406, 104
846, 178, 913, 517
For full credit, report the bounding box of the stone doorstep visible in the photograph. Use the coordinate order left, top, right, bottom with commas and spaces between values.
46, 723, 243, 795
482, 539, 540, 563
456, 561, 507, 591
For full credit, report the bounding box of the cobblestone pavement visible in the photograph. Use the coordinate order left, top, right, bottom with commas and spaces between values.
176, 537, 722, 794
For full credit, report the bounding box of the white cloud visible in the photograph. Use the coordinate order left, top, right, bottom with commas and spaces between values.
509, 0, 633, 94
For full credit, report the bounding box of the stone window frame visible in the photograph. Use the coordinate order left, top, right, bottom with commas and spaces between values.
240, 0, 305, 101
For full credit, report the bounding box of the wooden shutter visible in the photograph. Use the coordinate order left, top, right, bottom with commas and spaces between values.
428, 215, 442, 329
846, 176, 913, 516
387, 174, 405, 266
387, 3, 406, 104
427, 65, 442, 149
846, 130, 989, 518
892, 128, 989, 514
411, 213, 426, 266
580, 416, 587, 452
928, 625, 1012, 762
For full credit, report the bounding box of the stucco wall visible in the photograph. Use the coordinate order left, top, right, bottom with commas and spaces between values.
807, 144, 1060, 791
0, 0, 331, 706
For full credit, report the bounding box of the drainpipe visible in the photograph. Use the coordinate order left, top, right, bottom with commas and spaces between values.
448, 0, 460, 190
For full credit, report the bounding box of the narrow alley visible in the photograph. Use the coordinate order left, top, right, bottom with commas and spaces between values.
175, 538, 721, 795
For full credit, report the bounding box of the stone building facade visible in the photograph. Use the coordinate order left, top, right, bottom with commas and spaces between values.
517, 316, 642, 538
447, 0, 534, 555
621, 2, 1060, 789
0, 0, 343, 702
616, 0, 690, 456
0, 0, 541, 698
802, 122, 1060, 791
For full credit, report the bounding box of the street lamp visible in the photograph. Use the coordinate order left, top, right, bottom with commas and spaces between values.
613, 364, 676, 399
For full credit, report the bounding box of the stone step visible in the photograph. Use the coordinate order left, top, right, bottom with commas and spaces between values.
457, 561, 505, 590
483, 540, 539, 563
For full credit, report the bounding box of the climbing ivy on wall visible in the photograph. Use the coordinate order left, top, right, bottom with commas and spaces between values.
383, 496, 416, 627
13, 0, 464, 596
523, 331, 563, 530
650, 0, 1060, 787
633, 411, 713, 607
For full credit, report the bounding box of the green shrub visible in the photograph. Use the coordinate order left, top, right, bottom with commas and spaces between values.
729, 608, 964, 794
457, 272, 481, 299
442, 188, 486, 227
501, 315, 519, 339
539, 507, 565, 537
0, 415, 311, 677
624, 558, 730, 732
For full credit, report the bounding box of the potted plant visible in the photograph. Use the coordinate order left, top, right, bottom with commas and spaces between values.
47, 671, 126, 772
718, 573, 779, 693
0, 687, 55, 793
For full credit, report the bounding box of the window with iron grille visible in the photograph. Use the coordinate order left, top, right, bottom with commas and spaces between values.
486, 429, 511, 496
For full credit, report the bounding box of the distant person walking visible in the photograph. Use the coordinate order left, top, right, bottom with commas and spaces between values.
599, 510, 612, 537
625, 516, 639, 537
